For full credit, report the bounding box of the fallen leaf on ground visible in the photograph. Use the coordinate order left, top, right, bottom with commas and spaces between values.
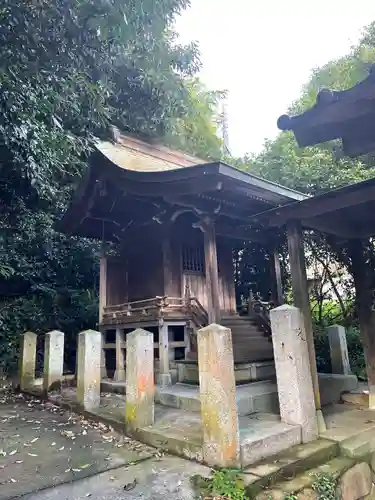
123, 479, 137, 491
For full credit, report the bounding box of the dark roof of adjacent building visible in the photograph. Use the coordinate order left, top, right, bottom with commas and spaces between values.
277, 65, 375, 157
250, 176, 375, 239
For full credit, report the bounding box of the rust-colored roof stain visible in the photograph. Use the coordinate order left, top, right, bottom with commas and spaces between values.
96, 133, 205, 173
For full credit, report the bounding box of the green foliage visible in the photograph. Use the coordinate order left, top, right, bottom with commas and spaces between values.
311, 472, 337, 500
168, 78, 225, 160
0, 0, 202, 372
198, 469, 248, 500
231, 21, 375, 353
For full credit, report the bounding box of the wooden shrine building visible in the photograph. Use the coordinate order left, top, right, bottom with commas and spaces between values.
57, 131, 306, 384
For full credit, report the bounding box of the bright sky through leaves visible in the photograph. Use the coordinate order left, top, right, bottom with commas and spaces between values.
176, 0, 375, 156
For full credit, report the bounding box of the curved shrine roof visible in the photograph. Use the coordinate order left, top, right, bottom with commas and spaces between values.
56, 131, 307, 242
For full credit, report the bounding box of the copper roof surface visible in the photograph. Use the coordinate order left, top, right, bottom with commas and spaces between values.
96, 133, 205, 173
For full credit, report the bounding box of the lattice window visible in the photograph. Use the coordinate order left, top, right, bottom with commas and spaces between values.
182, 244, 205, 273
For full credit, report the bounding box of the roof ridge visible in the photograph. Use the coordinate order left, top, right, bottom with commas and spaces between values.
110, 128, 206, 168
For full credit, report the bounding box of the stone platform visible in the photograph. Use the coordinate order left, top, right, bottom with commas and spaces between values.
175, 359, 276, 385
100, 372, 358, 422
44, 387, 375, 469
156, 381, 279, 416
93, 395, 302, 467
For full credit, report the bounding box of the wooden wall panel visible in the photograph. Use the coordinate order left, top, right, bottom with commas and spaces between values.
126, 226, 164, 301
106, 258, 128, 306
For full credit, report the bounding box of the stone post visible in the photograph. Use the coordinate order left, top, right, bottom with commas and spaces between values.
43, 330, 64, 392
328, 325, 351, 375
270, 305, 318, 442
125, 328, 154, 431
197, 323, 240, 468
20, 331, 37, 391
114, 328, 126, 381
77, 330, 101, 410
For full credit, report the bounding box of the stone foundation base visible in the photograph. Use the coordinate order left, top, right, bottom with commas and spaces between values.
176, 360, 275, 385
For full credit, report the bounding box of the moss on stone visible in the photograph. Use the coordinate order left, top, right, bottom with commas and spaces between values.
125, 402, 137, 424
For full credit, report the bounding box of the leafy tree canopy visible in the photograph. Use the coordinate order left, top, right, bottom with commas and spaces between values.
0, 0, 204, 371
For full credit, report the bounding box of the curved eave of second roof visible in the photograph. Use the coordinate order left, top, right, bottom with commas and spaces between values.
277, 65, 375, 147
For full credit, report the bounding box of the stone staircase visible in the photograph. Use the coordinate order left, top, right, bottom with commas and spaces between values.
220, 315, 274, 363
177, 314, 275, 385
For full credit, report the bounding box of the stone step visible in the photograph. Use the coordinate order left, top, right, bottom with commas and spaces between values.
341, 389, 368, 407
233, 350, 274, 363
242, 438, 339, 492
176, 360, 276, 385
135, 406, 305, 469
231, 330, 269, 338
222, 321, 259, 328
156, 380, 279, 416
240, 421, 301, 467
337, 426, 375, 458
232, 338, 272, 347
247, 456, 356, 499
221, 315, 257, 321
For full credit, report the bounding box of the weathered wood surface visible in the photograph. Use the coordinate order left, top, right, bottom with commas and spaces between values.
286, 220, 325, 431
270, 245, 283, 305
203, 219, 220, 323
99, 251, 107, 324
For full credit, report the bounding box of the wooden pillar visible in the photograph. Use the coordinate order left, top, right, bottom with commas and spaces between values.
203, 218, 220, 324
99, 249, 107, 324
348, 239, 375, 408
270, 245, 283, 305
286, 220, 326, 432
114, 328, 125, 381
162, 224, 174, 297
100, 331, 108, 379
158, 322, 171, 386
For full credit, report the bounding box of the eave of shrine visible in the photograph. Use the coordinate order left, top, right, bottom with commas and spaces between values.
55, 132, 307, 243
250, 176, 375, 239
277, 65, 375, 157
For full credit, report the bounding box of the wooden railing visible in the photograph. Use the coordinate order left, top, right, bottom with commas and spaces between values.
102, 291, 209, 332
188, 297, 208, 329
104, 296, 167, 318
248, 292, 273, 338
